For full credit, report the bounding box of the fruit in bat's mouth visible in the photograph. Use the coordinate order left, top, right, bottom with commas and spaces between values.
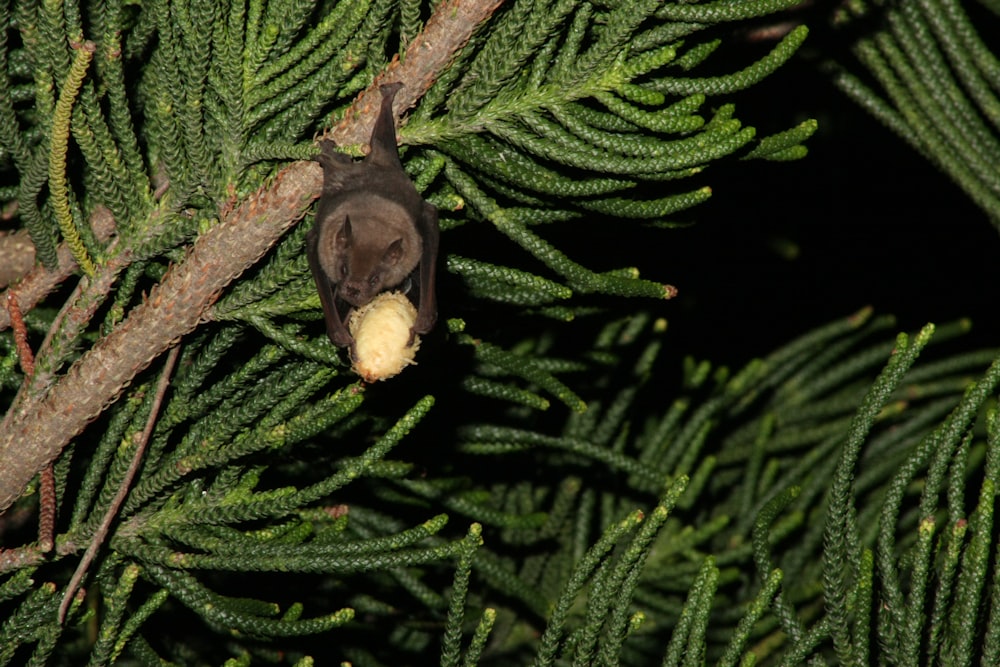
347, 291, 420, 382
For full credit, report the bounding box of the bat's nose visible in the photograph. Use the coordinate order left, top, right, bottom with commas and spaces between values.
341, 283, 364, 305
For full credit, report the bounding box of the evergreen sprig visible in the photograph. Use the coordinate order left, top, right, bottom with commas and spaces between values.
831, 0, 1000, 224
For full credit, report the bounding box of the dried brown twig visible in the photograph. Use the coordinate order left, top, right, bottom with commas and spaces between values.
6, 292, 34, 376
0, 0, 505, 514
3, 294, 56, 552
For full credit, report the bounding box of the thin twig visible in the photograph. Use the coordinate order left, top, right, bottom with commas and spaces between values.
57, 344, 181, 624
6, 291, 34, 376
38, 467, 55, 553
4, 293, 55, 551
0, 534, 87, 574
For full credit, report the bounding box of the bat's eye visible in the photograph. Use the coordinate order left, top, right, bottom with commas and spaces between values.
368, 275, 379, 288
340, 264, 348, 277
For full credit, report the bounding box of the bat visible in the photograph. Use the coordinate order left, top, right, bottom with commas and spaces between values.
307, 82, 439, 353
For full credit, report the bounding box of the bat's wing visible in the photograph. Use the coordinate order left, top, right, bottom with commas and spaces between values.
316, 140, 356, 198
306, 228, 353, 348
317, 83, 405, 199
365, 83, 405, 170
412, 202, 439, 336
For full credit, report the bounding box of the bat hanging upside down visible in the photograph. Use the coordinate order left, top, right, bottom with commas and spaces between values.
307, 83, 439, 356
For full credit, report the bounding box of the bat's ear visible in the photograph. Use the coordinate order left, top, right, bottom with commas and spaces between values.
336, 216, 354, 247
366, 83, 405, 168
383, 238, 404, 265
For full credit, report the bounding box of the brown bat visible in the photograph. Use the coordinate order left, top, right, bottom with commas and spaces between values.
307, 83, 439, 352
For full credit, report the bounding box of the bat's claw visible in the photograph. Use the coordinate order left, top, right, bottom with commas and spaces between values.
317, 139, 352, 169
329, 328, 354, 349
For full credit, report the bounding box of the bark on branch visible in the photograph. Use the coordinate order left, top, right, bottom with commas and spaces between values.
0, 208, 116, 329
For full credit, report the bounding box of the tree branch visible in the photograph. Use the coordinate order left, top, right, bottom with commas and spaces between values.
58, 344, 181, 623
0, 163, 318, 513
0, 229, 35, 289
0, 0, 505, 514
0, 206, 116, 330
330, 0, 505, 148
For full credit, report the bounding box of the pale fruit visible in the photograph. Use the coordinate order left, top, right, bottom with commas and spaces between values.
348, 291, 421, 382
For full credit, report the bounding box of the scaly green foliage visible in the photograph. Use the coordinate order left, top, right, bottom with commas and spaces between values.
830, 0, 1000, 224
2, 0, 1000, 665
9, 303, 997, 665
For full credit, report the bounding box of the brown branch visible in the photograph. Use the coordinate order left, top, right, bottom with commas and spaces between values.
329, 0, 506, 148
4, 197, 192, 434
7, 292, 56, 554
2, 235, 132, 434
38, 466, 55, 552
58, 344, 181, 623
6, 292, 34, 376
0, 229, 36, 289
0, 205, 116, 330
0, 163, 318, 512
0, 0, 505, 514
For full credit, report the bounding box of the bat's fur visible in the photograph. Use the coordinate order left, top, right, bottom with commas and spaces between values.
307, 83, 440, 352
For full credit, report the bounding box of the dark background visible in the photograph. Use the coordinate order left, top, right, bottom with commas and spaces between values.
631, 51, 1000, 367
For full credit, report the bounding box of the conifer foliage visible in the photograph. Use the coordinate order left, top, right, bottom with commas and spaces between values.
829, 0, 1000, 223
1, 0, 999, 665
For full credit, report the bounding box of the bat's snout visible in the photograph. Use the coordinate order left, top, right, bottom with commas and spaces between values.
339, 281, 372, 307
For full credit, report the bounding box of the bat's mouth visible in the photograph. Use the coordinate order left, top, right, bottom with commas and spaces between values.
336, 283, 367, 308
338, 278, 413, 309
